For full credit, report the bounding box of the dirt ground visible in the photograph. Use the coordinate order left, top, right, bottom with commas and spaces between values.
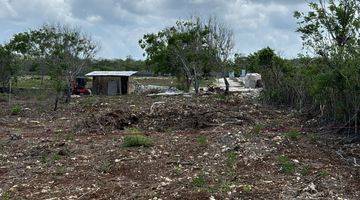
0, 93, 359, 199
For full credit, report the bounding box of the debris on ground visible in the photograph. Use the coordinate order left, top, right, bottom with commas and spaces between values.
0, 94, 359, 199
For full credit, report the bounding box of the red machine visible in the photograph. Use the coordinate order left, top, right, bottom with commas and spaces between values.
72, 77, 91, 95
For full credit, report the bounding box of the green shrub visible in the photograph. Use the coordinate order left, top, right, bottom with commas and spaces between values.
196, 135, 208, 146
98, 160, 112, 173
219, 181, 232, 193
65, 133, 75, 141
55, 166, 65, 176
124, 127, 142, 134
319, 170, 329, 177
192, 175, 206, 188
226, 151, 237, 168
283, 130, 301, 140
52, 154, 61, 162
252, 124, 264, 134
1, 191, 10, 200
0, 93, 7, 102
243, 184, 253, 193
278, 155, 295, 174
11, 104, 22, 115
300, 165, 310, 176
174, 165, 182, 176
254, 0, 360, 134
123, 135, 153, 147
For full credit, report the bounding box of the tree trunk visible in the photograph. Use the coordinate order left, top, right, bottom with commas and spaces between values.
8, 79, 11, 106
54, 95, 59, 111
223, 76, 230, 95
194, 78, 200, 95
40, 62, 45, 86
65, 82, 72, 103
186, 78, 192, 92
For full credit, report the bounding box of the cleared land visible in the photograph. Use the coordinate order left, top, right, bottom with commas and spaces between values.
0, 92, 359, 199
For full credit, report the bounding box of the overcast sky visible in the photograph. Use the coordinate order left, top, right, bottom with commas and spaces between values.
0, 0, 311, 59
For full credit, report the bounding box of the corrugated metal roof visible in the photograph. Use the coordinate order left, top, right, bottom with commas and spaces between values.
85, 71, 138, 77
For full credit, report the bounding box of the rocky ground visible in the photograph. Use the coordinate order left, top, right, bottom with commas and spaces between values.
0, 93, 359, 199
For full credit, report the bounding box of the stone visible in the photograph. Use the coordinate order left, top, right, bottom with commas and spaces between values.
9, 132, 22, 140
244, 73, 262, 88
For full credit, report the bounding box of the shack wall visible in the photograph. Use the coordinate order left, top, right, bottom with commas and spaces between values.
92, 76, 134, 95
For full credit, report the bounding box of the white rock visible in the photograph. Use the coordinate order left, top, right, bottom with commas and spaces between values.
244, 73, 262, 88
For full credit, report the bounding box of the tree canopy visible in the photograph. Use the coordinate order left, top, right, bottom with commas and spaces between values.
0, 44, 16, 88
9, 24, 99, 109
139, 16, 234, 93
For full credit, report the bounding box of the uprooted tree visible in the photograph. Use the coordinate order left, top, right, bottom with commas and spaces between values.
139, 16, 234, 94
10, 24, 98, 110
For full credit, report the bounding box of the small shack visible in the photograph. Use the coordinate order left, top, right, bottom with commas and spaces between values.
85, 71, 137, 95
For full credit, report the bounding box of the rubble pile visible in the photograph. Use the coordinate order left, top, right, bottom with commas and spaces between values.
79, 94, 256, 133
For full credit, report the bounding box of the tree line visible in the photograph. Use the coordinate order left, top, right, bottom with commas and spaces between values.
0, 0, 359, 133
138, 0, 359, 134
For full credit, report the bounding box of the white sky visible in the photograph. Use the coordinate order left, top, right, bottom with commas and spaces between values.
0, 0, 311, 59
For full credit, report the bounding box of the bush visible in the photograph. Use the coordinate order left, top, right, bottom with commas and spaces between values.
243, 184, 253, 193
124, 127, 142, 134
278, 155, 295, 174
283, 130, 301, 141
122, 135, 153, 147
192, 175, 206, 188
0, 93, 7, 102
226, 151, 237, 168
11, 104, 22, 115
196, 135, 208, 146
97, 160, 112, 173
252, 124, 264, 135
300, 165, 310, 176
252, 47, 360, 134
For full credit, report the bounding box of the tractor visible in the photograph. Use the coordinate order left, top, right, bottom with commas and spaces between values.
72, 77, 91, 95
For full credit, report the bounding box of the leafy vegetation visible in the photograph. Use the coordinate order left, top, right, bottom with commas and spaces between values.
192, 174, 206, 188
97, 160, 112, 173
252, 124, 264, 135
196, 135, 208, 146
294, 0, 359, 133
246, 0, 360, 135
242, 184, 253, 193
300, 165, 311, 176
0, 44, 16, 88
9, 24, 98, 110
139, 16, 234, 94
226, 151, 237, 168
122, 135, 153, 147
283, 130, 302, 141
10, 104, 22, 115
278, 155, 296, 174
89, 57, 147, 73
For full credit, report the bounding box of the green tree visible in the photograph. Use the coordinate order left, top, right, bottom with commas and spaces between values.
248, 47, 298, 105
140, 17, 213, 93
140, 16, 235, 94
234, 53, 250, 73
0, 44, 16, 89
295, 0, 360, 133
10, 24, 98, 110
